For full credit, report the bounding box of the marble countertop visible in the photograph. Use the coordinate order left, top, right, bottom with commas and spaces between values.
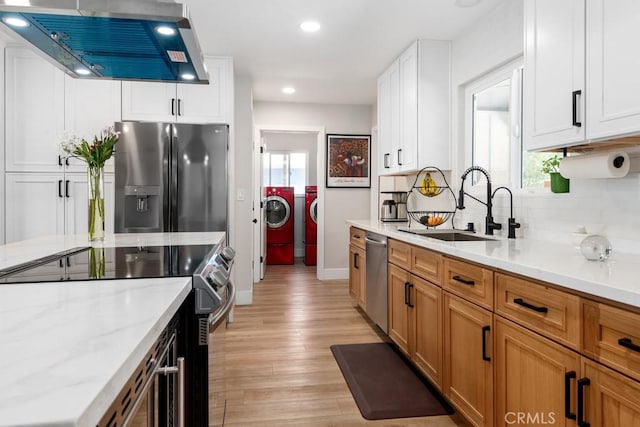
0, 232, 225, 427
348, 220, 640, 309
0, 277, 191, 427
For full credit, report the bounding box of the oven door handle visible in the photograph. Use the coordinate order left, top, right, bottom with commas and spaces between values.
209, 281, 235, 333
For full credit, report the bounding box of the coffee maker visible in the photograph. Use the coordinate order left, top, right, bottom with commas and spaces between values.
380, 192, 408, 222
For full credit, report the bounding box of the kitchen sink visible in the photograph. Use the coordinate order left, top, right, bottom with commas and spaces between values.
398, 228, 496, 242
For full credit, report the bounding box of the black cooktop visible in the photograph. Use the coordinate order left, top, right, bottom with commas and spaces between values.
0, 244, 217, 284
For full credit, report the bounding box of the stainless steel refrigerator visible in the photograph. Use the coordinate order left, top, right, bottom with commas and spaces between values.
114, 122, 228, 233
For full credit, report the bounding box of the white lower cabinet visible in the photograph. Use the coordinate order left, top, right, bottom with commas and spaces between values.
6, 172, 115, 243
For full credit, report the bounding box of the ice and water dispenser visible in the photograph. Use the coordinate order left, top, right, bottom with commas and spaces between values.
121, 186, 162, 231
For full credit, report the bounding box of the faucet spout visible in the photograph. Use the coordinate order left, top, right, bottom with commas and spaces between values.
491, 186, 520, 239
458, 166, 501, 236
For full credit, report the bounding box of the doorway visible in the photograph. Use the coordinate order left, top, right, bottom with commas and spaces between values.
253, 125, 325, 282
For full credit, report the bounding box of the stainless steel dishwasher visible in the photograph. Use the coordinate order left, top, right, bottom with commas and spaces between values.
365, 231, 388, 333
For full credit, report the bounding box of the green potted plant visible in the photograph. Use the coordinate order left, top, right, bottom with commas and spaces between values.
542, 155, 570, 193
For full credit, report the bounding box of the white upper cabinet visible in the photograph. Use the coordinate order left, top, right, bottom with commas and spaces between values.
377, 59, 400, 175
524, 0, 585, 151
586, 0, 640, 140
64, 77, 121, 172
122, 57, 233, 124
5, 47, 122, 172
376, 40, 450, 175
525, 0, 640, 150
5, 48, 65, 173
399, 44, 418, 172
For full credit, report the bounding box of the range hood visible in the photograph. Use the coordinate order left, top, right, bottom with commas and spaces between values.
0, 0, 209, 84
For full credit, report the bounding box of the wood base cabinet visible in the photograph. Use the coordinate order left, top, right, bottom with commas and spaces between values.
443, 292, 493, 427
348, 244, 366, 309
412, 274, 443, 388
388, 263, 443, 388
388, 263, 411, 355
581, 358, 640, 427
495, 317, 580, 427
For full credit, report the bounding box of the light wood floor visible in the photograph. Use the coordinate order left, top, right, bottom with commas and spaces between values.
210, 261, 468, 426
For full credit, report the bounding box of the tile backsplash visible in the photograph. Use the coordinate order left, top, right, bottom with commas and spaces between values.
381, 172, 640, 254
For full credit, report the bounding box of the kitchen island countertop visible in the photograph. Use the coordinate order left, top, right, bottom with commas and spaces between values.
0, 232, 225, 427
348, 220, 640, 309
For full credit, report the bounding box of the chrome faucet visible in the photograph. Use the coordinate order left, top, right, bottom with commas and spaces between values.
491, 186, 521, 239
457, 166, 502, 236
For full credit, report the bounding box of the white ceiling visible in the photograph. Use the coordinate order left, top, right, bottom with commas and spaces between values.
185, 0, 506, 105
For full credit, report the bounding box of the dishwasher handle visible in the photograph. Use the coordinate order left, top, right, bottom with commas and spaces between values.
365, 236, 387, 247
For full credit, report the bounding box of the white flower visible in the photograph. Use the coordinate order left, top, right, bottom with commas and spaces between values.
59, 132, 82, 158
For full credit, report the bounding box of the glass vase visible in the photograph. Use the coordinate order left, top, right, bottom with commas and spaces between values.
88, 166, 105, 242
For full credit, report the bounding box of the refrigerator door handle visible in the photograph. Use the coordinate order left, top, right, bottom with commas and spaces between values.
170, 125, 179, 232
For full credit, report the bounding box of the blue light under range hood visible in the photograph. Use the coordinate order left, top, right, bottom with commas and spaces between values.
0, 0, 209, 84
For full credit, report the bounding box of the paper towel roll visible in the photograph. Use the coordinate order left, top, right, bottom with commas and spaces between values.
559, 151, 630, 179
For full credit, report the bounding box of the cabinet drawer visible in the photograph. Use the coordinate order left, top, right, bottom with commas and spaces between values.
495, 273, 580, 349
411, 246, 442, 285
388, 238, 411, 270
443, 257, 494, 309
583, 300, 640, 382
349, 227, 366, 249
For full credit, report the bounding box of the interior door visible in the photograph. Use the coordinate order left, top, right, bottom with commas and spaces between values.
260, 140, 267, 280
253, 130, 267, 281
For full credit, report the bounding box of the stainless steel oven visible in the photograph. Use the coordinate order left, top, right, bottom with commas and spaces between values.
98, 316, 184, 427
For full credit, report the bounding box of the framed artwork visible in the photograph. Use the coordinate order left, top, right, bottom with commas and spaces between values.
326, 134, 371, 188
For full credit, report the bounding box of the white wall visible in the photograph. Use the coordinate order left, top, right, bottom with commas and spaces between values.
450, 0, 640, 254
254, 101, 372, 273
232, 75, 254, 304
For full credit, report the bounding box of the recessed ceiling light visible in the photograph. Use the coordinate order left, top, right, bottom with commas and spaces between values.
3, 16, 29, 28
181, 73, 195, 81
75, 67, 91, 76
300, 21, 320, 33
156, 25, 176, 36
282, 87, 296, 95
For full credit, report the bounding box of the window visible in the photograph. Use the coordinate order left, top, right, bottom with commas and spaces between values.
263, 151, 307, 194
465, 58, 554, 189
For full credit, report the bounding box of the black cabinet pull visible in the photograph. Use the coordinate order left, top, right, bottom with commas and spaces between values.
618, 337, 640, 353
58, 180, 63, 198
59, 258, 64, 268
565, 371, 577, 420
407, 283, 414, 308
65, 180, 70, 198
58, 155, 63, 166
404, 282, 410, 306
513, 298, 548, 313
572, 90, 582, 127
178, 99, 182, 116
66, 256, 71, 267
397, 149, 402, 166
452, 275, 475, 286
65, 158, 69, 166
384, 153, 390, 169
577, 377, 590, 427
481, 325, 491, 361
354, 252, 359, 270
171, 98, 176, 115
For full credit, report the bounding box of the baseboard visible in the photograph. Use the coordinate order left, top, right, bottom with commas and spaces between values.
319, 268, 349, 280
235, 289, 253, 305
